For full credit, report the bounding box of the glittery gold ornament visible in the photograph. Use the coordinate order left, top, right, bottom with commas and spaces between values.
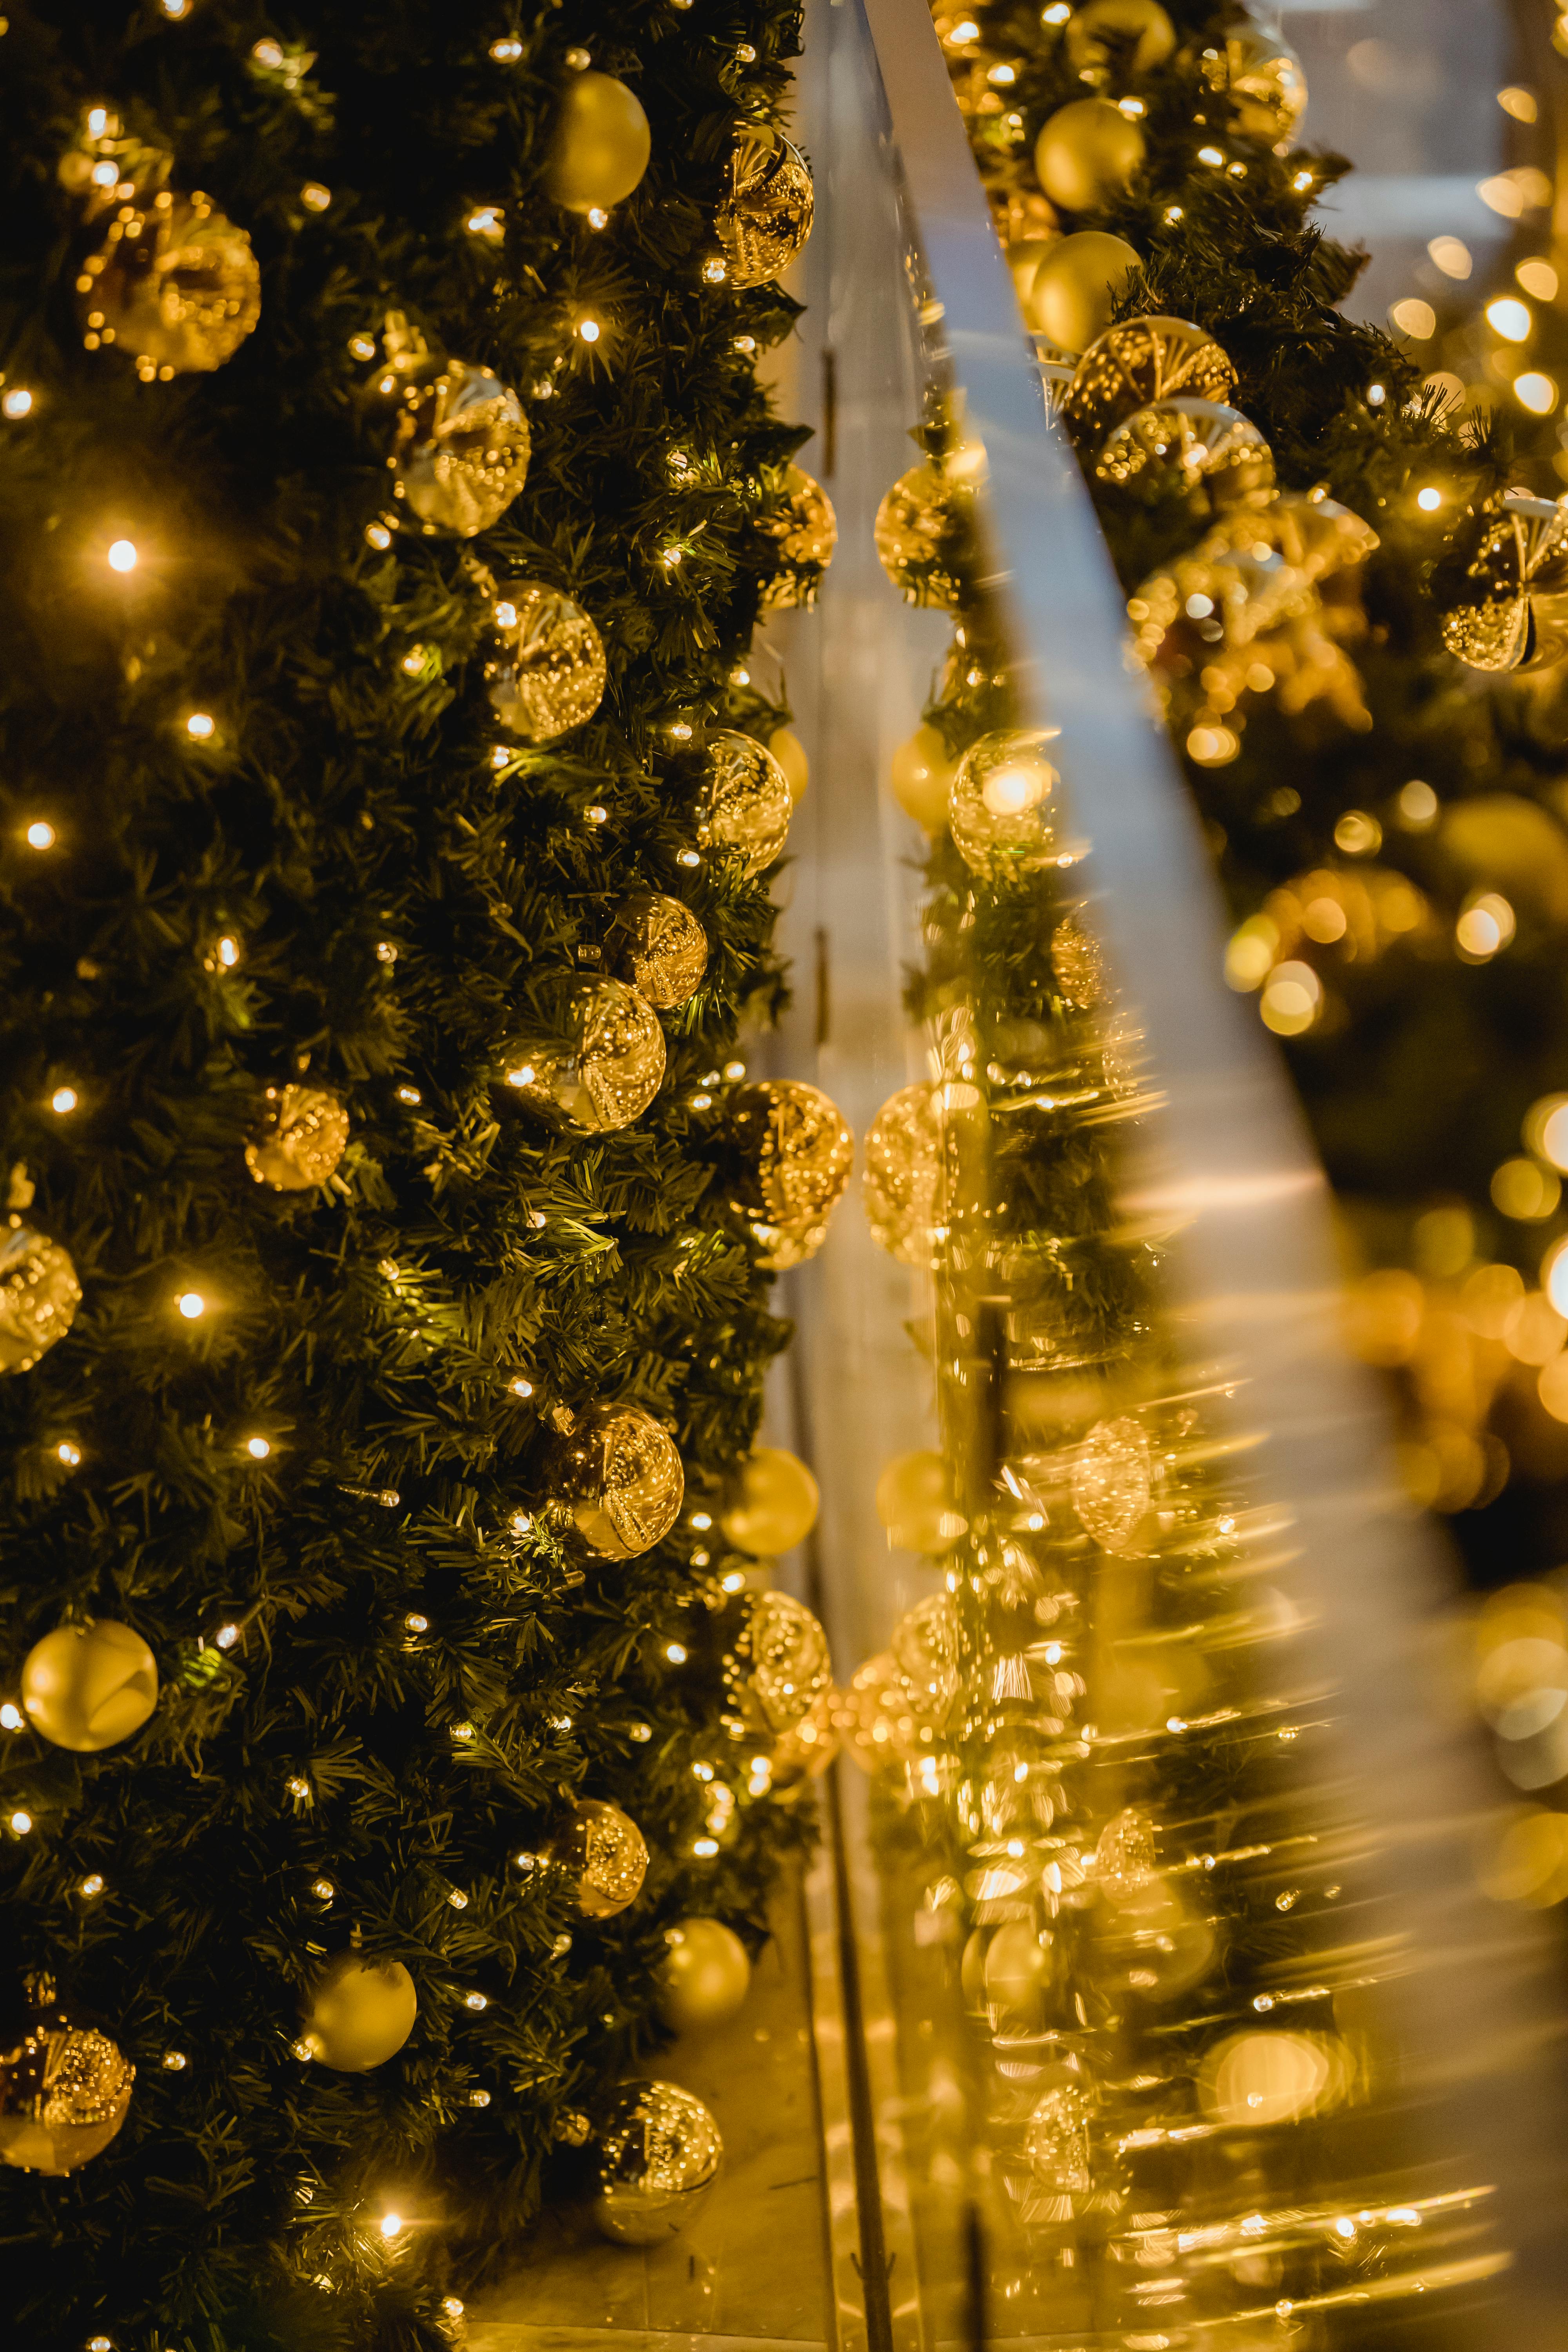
695, 730, 793, 877
548, 1798, 648, 1918
0, 1981, 134, 2174
77, 187, 260, 377
758, 465, 837, 610
1433, 493, 1568, 674
377, 355, 531, 538
0, 1224, 82, 1373
1095, 1804, 1158, 1900
949, 727, 1076, 881
1034, 98, 1145, 215
1023, 2074, 1094, 2217
1064, 0, 1176, 78
836, 1652, 923, 1773
1052, 913, 1111, 1008
1022, 230, 1142, 356
1210, 27, 1309, 145
22, 1620, 158, 1753
890, 1592, 962, 1722
875, 1450, 965, 1552
1060, 314, 1236, 444
604, 893, 708, 1010
875, 459, 975, 610
545, 71, 652, 214
1095, 397, 1275, 515
1208, 492, 1379, 602
657, 1918, 752, 2032
715, 124, 814, 290
724, 1590, 833, 1740
544, 1401, 684, 1559
862, 1079, 987, 1265
767, 1684, 840, 1786
593, 2078, 723, 2244
244, 1084, 349, 1191
507, 979, 665, 1133
299, 1953, 417, 2072
1071, 1415, 1151, 1550
889, 722, 959, 830
719, 1447, 820, 1556
768, 725, 809, 805
722, 1080, 854, 1267
487, 582, 607, 744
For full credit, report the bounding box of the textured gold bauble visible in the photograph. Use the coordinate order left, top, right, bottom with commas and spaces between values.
890, 1591, 962, 1721
863, 1080, 986, 1266
593, 2078, 723, 2245
1023, 2076, 1094, 2215
949, 727, 1068, 880
836, 1652, 923, 1773
1205, 491, 1379, 594
0, 1224, 82, 1374
1095, 397, 1274, 514
1064, 0, 1176, 78
545, 1401, 684, 1559
657, 1918, 752, 2033
1072, 1414, 1152, 1550
716, 124, 814, 290
875, 1450, 965, 1552
1051, 912, 1111, 1009
889, 722, 958, 830
695, 730, 793, 877
758, 465, 838, 610
1436, 493, 1568, 674
1034, 98, 1145, 215
1095, 1804, 1158, 1900
545, 71, 652, 213
768, 1684, 840, 1786
1023, 230, 1142, 357
299, 1953, 417, 2072
1060, 314, 1236, 443
22, 1620, 158, 1753
725, 1590, 833, 1739
78, 188, 260, 376
720, 1447, 820, 1557
603, 893, 708, 1011
724, 1080, 854, 1266
381, 356, 530, 538
487, 582, 607, 744
245, 1084, 349, 1191
548, 1798, 648, 1918
768, 725, 809, 805
509, 978, 665, 1133
0, 1981, 134, 2175
1219, 28, 1308, 145
875, 461, 973, 610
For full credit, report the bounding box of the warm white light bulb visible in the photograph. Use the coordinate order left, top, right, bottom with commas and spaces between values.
2, 388, 33, 419
107, 539, 138, 573
51, 1087, 78, 1114
27, 820, 56, 849
177, 1291, 205, 1319
246, 1436, 270, 1459
186, 712, 215, 740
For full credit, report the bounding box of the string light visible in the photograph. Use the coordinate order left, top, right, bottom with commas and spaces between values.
246, 1436, 271, 1459
107, 539, 138, 573
162, 2050, 188, 2070
301, 183, 332, 212
10, 1811, 33, 1835
312, 1877, 334, 1900
464, 1991, 487, 2009
50, 1087, 78, 1114
186, 712, 215, 740
575, 316, 601, 343
1487, 297, 1532, 342
450, 1721, 475, 1742
80, 1873, 104, 1897
676, 848, 701, 868
215, 1624, 240, 1650
56, 1441, 81, 1466
505, 1064, 536, 1087
585, 804, 608, 824
1518, 257, 1559, 301
379, 2213, 404, 2240
365, 522, 392, 550
509, 1376, 534, 1397
177, 1292, 206, 1319
2, 387, 33, 419
1416, 486, 1443, 512
466, 207, 505, 244
587, 207, 609, 230
721, 1570, 745, 1593
665, 1642, 688, 1663
490, 37, 523, 61
406, 1613, 429, 1633
217, 935, 240, 966
0, 1705, 22, 1731
449, 1889, 470, 1909
693, 1836, 719, 1857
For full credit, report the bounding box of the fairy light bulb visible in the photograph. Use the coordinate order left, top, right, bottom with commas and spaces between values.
245, 1437, 270, 1459
0, 1705, 22, 1731
107, 540, 138, 573
379, 2212, 403, 2240
177, 1292, 205, 1319
56, 1441, 81, 1466
2, 388, 33, 419
51, 1087, 78, 1114
186, 713, 215, 740
27, 822, 55, 849
577, 317, 601, 343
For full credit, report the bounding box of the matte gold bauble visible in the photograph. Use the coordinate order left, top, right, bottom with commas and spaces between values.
720, 1446, 820, 1556
1034, 98, 1145, 215
548, 1798, 648, 1918
1095, 397, 1274, 515
604, 894, 708, 1010
716, 124, 814, 289
657, 1918, 752, 2032
722, 1080, 854, 1267
875, 1450, 965, 1552
0, 1224, 82, 1374
245, 1084, 349, 1191
1024, 230, 1141, 357
487, 582, 607, 744
863, 1081, 985, 1266
949, 727, 1068, 880
1064, 0, 1176, 78
889, 722, 958, 830
544, 1401, 684, 1559
0, 1981, 134, 2174
508, 978, 665, 1133
77, 188, 260, 376
299, 1953, 417, 2072
1220, 27, 1308, 145
724, 1590, 833, 1737
593, 2078, 723, 2244
695, 730, 793, 877
379, 356, 531, 538
768, 726, 809, 805
545, 71, 652, 214
758, 466, 837, 610
875, 461, 974, 610
1060, 314, 1236, 444
22, 1620, 158, 1753
1434, 493, 1568, 674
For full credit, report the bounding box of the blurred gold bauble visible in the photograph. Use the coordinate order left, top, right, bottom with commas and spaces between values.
890, 1591, 961, 1721
875, 461, 973, 610
1435, 493, 1568, 674
245, 1083, 349, 1191
949, 726, 1068, 880
1023, 230, 1141, 357
545, 71, 652, 213
1034, 98, 1145, 215
836, 1652, 923, 1772
716, 124, 814, 289
1064, 0, 1176, 78
508, 978, 665, 1133
1098, 1876, 1216, 2000
1216, 27, 1308, 145
486, 582, 607, 743
0, 1982, 134, 2174
544, 1401, 684, 1560
1052, 912, 1111, 1008
768, 725, 809, 804
875, 1449, 964, 1552
863, 1080, 985, 1265
657, 1918, 752, 2032
1095, 397, 1274, 515
889, 722, 958, 830
695, 730, 793, 877
299, 1953, 417, 2072
78, 188, 260, 376
548, 1797, 648, 1918
723, 1080, 854, 1267
1060, 314, 1235, 444
0, 1224, 82, 1373
22, 1620, 158, 1753
965, 1920, 1053, 2026
1023, 2074, 1094, 2213
725, 1590, 833, 1737
758, 466, 837, 610
1072, 1414, 1152, 1550
720, 1446, 820, 1556
379, 356, 531, 538
593, 2078, 723, 2244
767, 1684, 840, 1786
1095, 1804, 1158, 1900
604, 893, 708, 1010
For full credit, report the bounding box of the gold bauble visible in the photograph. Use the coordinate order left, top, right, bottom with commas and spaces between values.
949, 727, 1068, 880
973, 1919, 1053, 2025
1071, 1414, 1152, 1550
1034, 98, 1145, 215
22, 1620, 158, 1753
244, 1083, 349, 1191
299, 1953, 417, 2073
720, 1447, 820, 1556
1095, 1804, 1158, 1900
1064, 0, 1176, 78
890, 1591, 962, 1721
508, 978, 665, 1133
0, 1982, 134, 2174
1435, 494, 1568, 674
768, 725, 809, 805
379, 355, 531, 538
657, 1918, 752, 2032
545, 71, 652, 213
1023, 230, 1142, 356
544, 1401, 684, 1560
487, 582, 607, 743
1023, 2074, 1094, 2214
1205, 490, 1378, 597
0, 1224, 82, 1374
77, 188, 260, 376
593, 2078, 723, 2245
1060, 314, 1236, 443
758, 466, 837, 610
889, 722, 958, 830
875, 1449, 964, 1552
548, 1798, 648, 1918
604, 893, 708, 1010
1218, 28, 1308, 145
767, 1684, 840, 1786
1052, 912, 1111, 1009
874, 460, 974, 610
716, 124, 814, 290
723, 1080, 854, 1266
724, 1590, 833, 1737
836, 1652, 923, 1773
1095, 397, 1274, 515
862, 1080, 985, 1266
695, 730, 793, 877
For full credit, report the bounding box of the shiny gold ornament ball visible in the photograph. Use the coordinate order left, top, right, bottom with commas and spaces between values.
593, 2078, 723, 2244
725, 1591, 833, 1739
1095, 1804, 1158, 1900
720, 1447, 820, 1556
890, 1591, 961, 1721
544, 1401, 684, 1560
548, 1798, 648, 1918
545, 71, 652, 213
0, 1224, 82, 1373
509, 978, 665, 1133
299, 1953, 417, 2073
487, 582, 607, 744
1072, 1414, 1152, 1550
1024, 2074, 1094, 2213
380, 356, 531, 538
863, 1082, 984, 1267
875, 1450, 964, 1553
759, 466, 837, 610
716, 124, 814, 290
949, 727, 1067, 880
657, 1918, 752, 2033
836, 1652, 922, 1773
1095, 397, 1274, 515
1434, 493, 1568, 674
604, 893, 708, 1010
889, 722, 958, 830
1218, 27, 1308, 145
1064, 0, 1176, 78
22, 1620, 158, 1753
245, 1084, 349, 1191
78, 187, 260, 376
1034, 98, 1145, 216
875, 461, 974, 610
768, 725, 810, 805
767, 1684, 840, 1786
0, 1981, 134, 2175
1023, 230, 1142, 357
695, 730, 793, 878
723, 1080, 854, 1268
1060, 314, 1236, 445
